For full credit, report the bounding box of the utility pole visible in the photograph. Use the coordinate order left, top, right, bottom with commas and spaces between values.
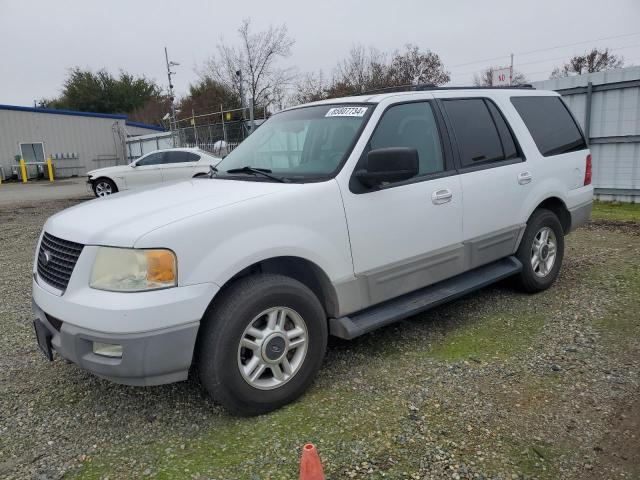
165, 47, 179, 143
236, 70, 245, 119
509, 53, 514, 86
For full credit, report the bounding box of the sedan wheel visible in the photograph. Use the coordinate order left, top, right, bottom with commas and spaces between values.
93, 179, 117, 197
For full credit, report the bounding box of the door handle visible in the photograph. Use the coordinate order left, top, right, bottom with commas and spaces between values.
432, 188, 452, 205
517, 171, 532, 185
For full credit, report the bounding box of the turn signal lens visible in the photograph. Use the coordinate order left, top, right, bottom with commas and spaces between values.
145, 250, 176, 283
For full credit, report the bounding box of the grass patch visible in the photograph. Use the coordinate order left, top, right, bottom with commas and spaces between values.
591, 265, 640, 350
428, 312, 543, 362
591, 201, 640, 222
68, 372, 409, 479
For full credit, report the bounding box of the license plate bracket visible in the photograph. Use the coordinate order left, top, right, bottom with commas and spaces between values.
33, 320, 53, 361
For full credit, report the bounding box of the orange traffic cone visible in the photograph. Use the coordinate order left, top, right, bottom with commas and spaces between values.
299, 443, 325, 480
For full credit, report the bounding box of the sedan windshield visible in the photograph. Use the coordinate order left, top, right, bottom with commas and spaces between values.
216, 104, 370, 181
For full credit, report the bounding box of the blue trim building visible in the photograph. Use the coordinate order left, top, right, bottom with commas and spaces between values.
0, 104, 165, 178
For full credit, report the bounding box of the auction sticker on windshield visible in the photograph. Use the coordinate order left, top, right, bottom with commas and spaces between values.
325, 106, 368, 117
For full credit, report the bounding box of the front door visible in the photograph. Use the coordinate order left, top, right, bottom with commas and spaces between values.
127, 152, 164, 188
341, 101, 464, 306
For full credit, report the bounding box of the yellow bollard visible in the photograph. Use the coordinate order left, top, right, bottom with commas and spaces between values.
46, 157, 54, 182
20, 158, 27, 183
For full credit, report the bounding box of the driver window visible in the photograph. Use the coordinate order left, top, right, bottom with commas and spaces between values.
136, 152, 164, 166
369, 102, 444, 175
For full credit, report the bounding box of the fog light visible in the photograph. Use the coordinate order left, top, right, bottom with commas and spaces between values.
92, 342, 123, 358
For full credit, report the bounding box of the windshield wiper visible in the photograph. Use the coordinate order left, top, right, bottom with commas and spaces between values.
225, 166, 290, 183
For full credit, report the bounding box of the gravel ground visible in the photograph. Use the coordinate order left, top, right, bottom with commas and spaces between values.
0, 198, 639, 480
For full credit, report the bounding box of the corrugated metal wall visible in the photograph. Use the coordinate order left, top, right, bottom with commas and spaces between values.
533, 66, 640, 203
0, 109, 160, 179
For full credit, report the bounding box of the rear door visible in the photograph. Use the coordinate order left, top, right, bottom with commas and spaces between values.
341, 100, 464, 306
440, 97, 527, 269
160, 151, 200, 182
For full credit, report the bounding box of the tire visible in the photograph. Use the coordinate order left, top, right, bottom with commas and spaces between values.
197, 274, 328, 416
92, 178, 118, 197
515, 208, 565, 293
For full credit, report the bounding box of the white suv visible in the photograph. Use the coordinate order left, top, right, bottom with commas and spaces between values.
32, 86, 593, 415
87, 147, 221, 197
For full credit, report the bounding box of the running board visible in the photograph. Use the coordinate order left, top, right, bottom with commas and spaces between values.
329, 256, 522, 340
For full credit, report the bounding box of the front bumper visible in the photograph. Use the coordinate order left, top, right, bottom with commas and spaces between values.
33, 300, 199, 386
32, 271, 219, 386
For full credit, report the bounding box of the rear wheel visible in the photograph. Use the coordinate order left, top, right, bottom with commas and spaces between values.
515, 208, 564, 293
93, 178, 117, 197
197, 274, 327, 416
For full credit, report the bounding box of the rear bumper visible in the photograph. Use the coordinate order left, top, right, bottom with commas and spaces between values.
568, 200, 592, 232
32, 300, 199, 386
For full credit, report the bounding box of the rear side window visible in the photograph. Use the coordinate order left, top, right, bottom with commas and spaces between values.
442, 98, 518, 168
511, 96, 587, 156
163, 151, 200, 164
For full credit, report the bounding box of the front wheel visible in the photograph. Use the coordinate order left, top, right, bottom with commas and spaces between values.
197, 274, 327, 416
92, 178, 117, 197
515, 208, 565, 293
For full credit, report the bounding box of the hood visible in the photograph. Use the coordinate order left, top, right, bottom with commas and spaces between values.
44, 179, 297, 247
87, 165, 128, 178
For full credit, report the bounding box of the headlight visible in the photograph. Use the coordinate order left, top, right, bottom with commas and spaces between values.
90, 247, 177, 292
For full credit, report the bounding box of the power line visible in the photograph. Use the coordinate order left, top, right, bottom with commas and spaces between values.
447, 31, 640, 69
448, 42, 640, 80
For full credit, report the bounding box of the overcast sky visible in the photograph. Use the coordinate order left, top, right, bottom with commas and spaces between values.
1, 0, 639, 107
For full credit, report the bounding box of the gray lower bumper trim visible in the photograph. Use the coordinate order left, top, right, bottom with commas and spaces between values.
569, 200, 593, 232
33, 300, 199, 386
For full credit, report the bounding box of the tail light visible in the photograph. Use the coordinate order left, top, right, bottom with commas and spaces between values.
584, 154, 592, 186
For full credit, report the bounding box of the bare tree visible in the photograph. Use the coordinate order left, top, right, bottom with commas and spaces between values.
293, 71, 328, 104
328, 45, 389, 96
550, 48, 624, 78
473, 67, 528, 86
204, 19, 295, 112
388, 44, 450, 85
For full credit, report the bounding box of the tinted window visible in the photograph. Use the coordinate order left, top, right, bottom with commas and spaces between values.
369, 102, 444, 175
486, 101, 518, 160
164, 151, 200, 164
443, 99, 505, 168
136, 152, 164, 166
511, 96, 587, 156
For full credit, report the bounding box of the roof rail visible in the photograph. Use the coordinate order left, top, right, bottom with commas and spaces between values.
354, 83, 535, 96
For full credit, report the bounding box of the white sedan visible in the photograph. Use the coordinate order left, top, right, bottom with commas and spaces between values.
87, 148, 221, 197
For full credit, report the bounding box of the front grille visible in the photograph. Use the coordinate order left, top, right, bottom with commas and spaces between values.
37, 232, 84, 291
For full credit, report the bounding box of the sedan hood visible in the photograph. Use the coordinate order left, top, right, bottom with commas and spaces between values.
87, 165, 129, 178
45, 179, 297, 246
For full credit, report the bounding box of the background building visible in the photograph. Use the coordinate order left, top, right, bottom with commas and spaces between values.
533, 66, 640, 203
0, 105, 163, 179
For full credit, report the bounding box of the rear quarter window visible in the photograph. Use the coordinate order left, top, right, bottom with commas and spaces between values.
511, 96, 587, 157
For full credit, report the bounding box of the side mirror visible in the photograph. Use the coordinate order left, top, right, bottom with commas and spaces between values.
355, 147, 419, 188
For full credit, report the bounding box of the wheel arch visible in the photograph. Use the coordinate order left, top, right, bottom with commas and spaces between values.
529, 196, 571, 234
91, 176, 119, 194
208, 256, 339, 319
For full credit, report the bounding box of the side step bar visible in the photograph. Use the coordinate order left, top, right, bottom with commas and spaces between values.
329, 256, 522, 340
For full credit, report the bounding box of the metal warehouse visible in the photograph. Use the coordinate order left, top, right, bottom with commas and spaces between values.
0, 105, 163, 180
534, 65, 640, 203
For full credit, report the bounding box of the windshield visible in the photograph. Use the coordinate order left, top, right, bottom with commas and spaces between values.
216, 104, 370, 180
